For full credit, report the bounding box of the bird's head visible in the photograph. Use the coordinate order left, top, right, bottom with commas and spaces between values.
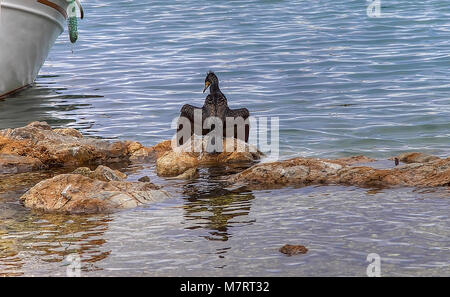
203, 71, 219, 93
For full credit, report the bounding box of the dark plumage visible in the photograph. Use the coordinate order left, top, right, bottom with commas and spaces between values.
177, 72, 250, 145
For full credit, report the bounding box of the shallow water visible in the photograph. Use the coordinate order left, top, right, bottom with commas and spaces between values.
1, 181, 449, 277
0, 0, 449, 276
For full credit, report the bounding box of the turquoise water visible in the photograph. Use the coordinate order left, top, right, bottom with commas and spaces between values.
0, 0, 449, 276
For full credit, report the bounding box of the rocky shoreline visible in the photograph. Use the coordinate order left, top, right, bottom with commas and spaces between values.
0, 122, 448, 214
227, 152, 450, 190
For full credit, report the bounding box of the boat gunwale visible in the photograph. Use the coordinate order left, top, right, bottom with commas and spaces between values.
37, 0, 67, 19
1, 1, 65, 32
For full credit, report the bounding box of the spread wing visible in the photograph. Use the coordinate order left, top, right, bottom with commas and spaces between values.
225, 107, 250, 142
180, 104, 201, 122
177, 104, 202, 145
226, 107, 250, 119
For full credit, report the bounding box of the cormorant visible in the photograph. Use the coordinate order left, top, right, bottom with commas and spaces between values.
177, 71, 250, 145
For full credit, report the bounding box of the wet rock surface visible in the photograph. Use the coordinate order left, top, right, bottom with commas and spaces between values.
0, 122, 149, 172
394, 152, 441, 164
129, 140, 172, 162
52, 128, 83, 139
156, 137, 263, 177
73, 165, 127, 182
279, 244, 308, 256
20, 165, 170, 214
174, 167, 199, 180
1, 122, 448, 215
0, 154, 43, 174
228, 155, 450, 189
138, 176, 151, 182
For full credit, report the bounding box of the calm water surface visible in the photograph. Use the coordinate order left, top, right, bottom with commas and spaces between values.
0, 0, 449, 276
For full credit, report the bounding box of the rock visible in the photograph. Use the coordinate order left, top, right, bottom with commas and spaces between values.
330, 155, 376, 166
126, 141, 144, 155
129, 140, 172, 162
53, 128, 83, 138
0, 154, 43, 174
138, 176, 150, 182
20, 166, 170, 214
228, 158, 343, 188
156, 151, 199, 177
174, 167, 198, 180
0, 121, 150, 173
155, 137, 263, 177
0, 171, 57, 193
73, 165, 127, 182
279, 244, 308, 256
394, 152, 440, 164
228, 154, 450, 189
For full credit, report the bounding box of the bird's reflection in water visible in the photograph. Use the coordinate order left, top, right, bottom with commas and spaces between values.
181, 165, 256, 243
0, 210, 112, 276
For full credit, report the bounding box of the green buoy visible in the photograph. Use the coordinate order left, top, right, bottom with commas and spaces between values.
67, 0, 84, 44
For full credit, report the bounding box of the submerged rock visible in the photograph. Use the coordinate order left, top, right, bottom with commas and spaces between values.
174, 167, 199, 180
394, 152, 440, 164
228, 154, 450, 189
0, 154, 43, 174
279, 244, 308, 256
0, 122, 148, 173
20, 165, 170, 214
138, 176, 151, 182
155, 137, 263, 177
72, 165, 127, 182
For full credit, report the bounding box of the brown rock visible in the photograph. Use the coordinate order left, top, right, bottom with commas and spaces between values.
20, 167, 170, 214
394, 152, 440, 164
156, 151, 199, 177
73, 165, 127, 182
53, 128, 83, 138
150, 140, 173, 158
332, 155, 376, 166
228, 158, 343, 188
125, 141, 144, 155
279, 244, 308, 256
0, 171, 56, 193
129, 140, 172, 162
0, 121, 148, 173
155, 137, 263, 177
0, 154, 43, 174
228, 154, 450, 189
174, 167, 199, 180
138, 176, 150, 182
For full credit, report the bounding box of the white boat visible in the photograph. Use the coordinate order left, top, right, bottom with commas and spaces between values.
0, 0, 70, 98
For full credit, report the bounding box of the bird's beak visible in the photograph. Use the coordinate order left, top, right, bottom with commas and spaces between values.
203, 81, 210, 93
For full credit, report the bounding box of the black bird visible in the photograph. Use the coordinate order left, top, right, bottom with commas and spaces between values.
177, 71, 250, 145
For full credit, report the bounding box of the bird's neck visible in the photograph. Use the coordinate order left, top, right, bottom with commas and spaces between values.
209, 82, 220, 94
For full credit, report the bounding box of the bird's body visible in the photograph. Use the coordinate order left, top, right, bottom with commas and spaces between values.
177, 72, 250, 145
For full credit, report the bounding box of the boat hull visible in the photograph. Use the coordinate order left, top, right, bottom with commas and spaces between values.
0, 0, 69, 98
